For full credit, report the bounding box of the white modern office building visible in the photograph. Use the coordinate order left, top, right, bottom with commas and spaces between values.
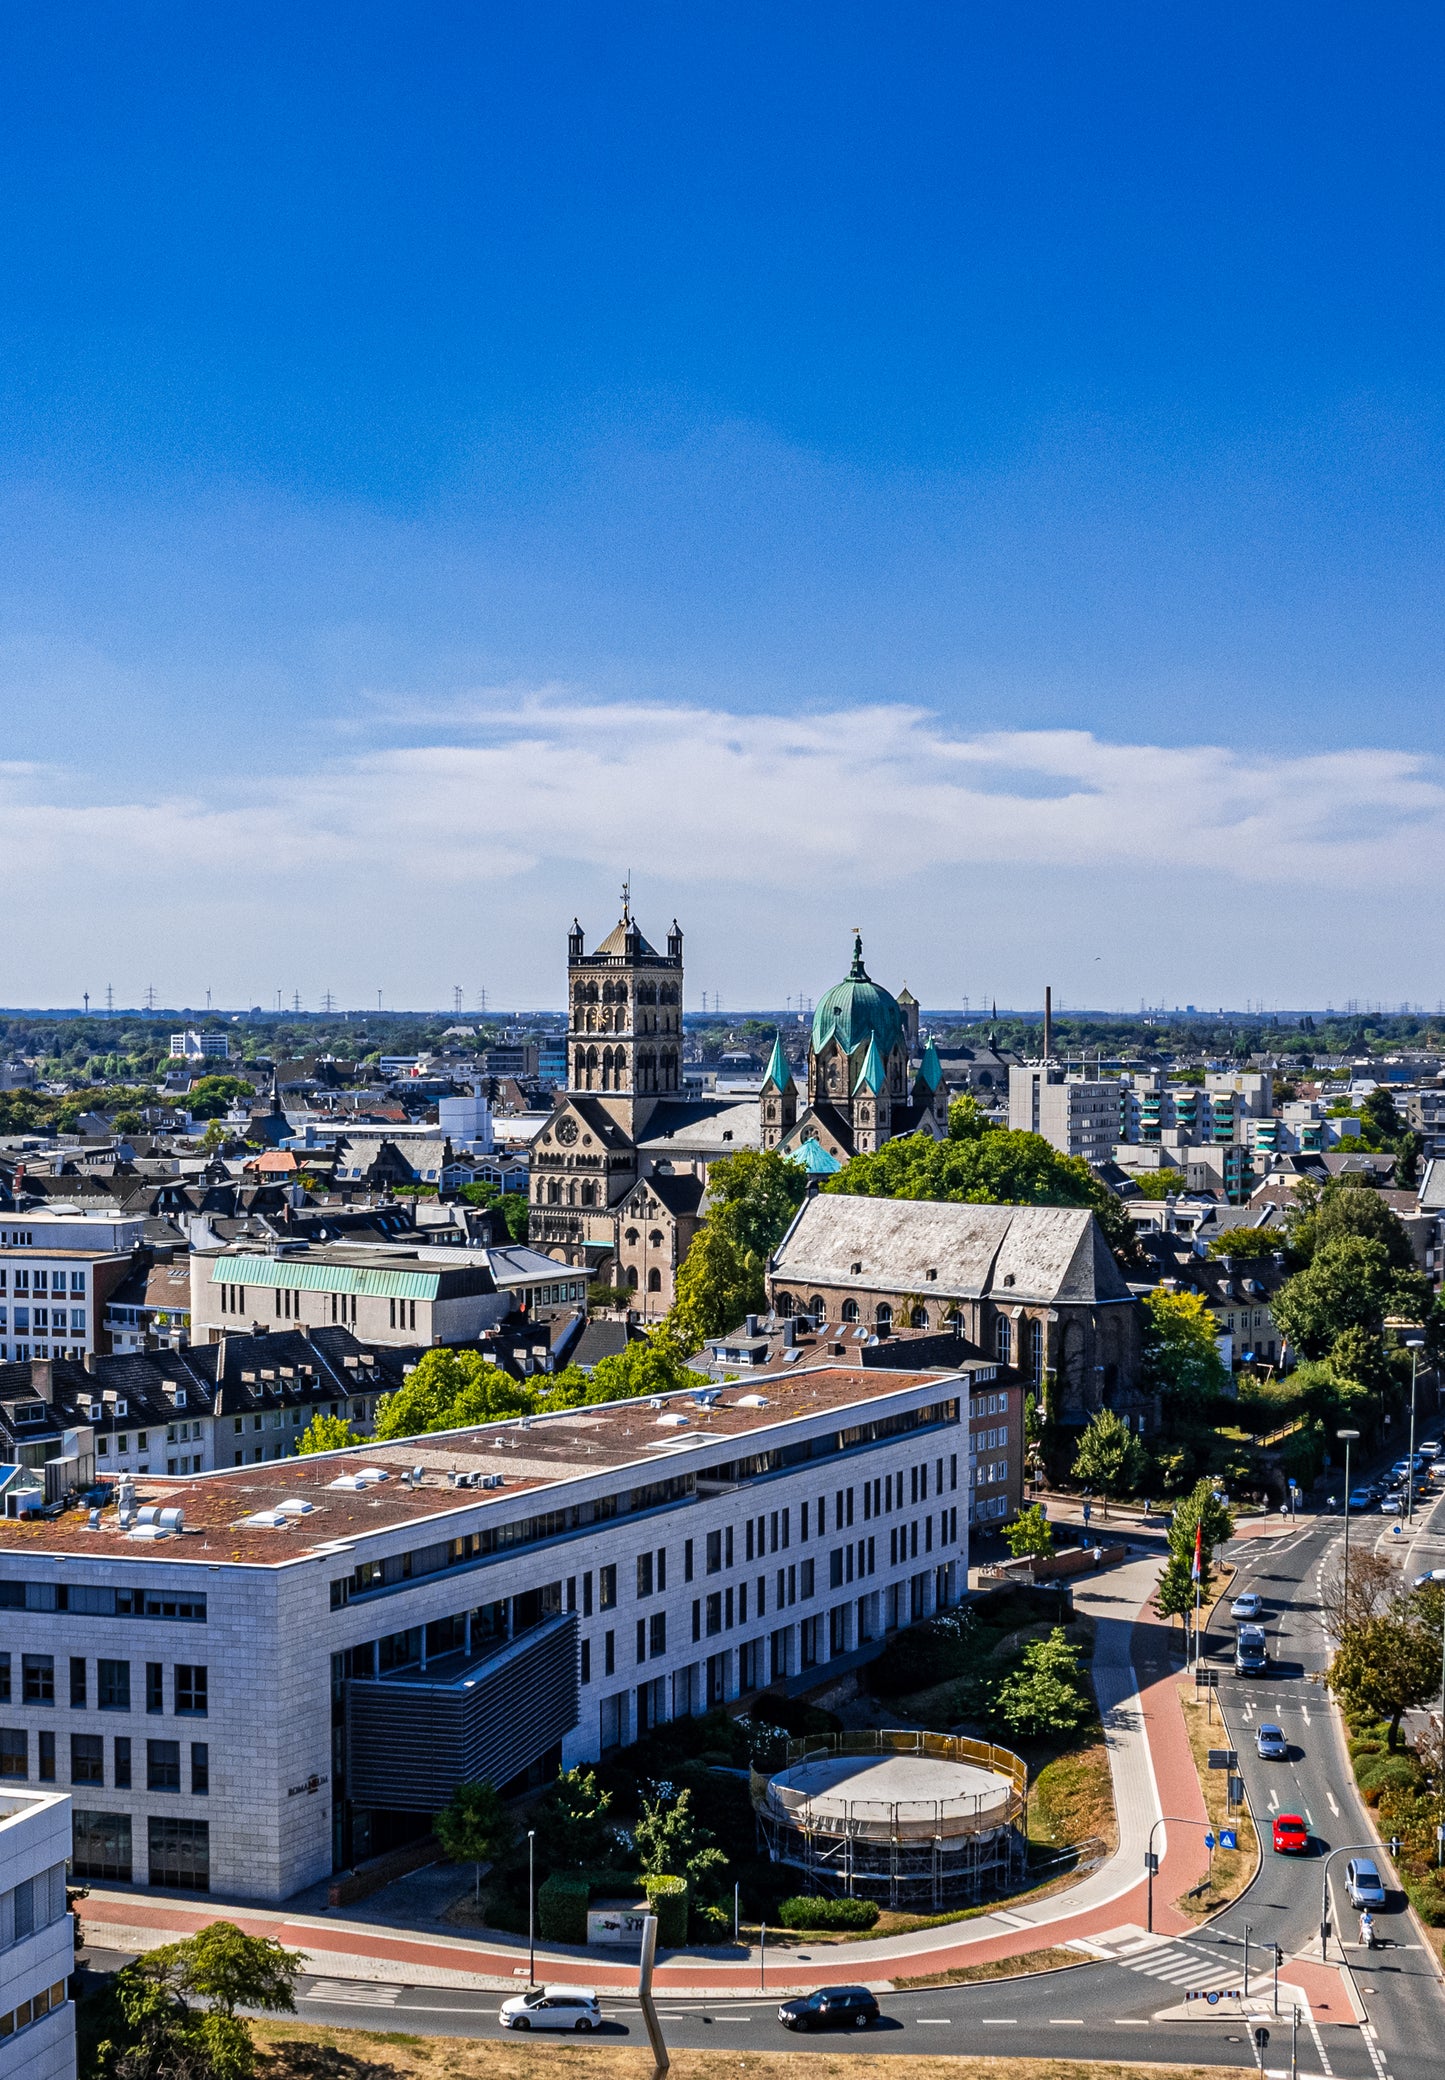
0, 1788, 75, 2080
0, 1356, 976, 1904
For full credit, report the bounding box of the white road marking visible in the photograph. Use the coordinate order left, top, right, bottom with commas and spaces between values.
1268, 1788, 1280, 1810
915, 2018, 951, 2024
1114, 2018, 1150, 2025
981, 2018, 1016, 2025
1325, 1790, 1340, 1815
302, 1984, 405, 2006
1049, 2017, 1085, 2024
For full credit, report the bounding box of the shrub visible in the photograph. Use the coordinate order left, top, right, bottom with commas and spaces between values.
1348, 1737, 1383, 1760
644, 1875, 688, 1948
537, 1873, 591, 1945
689, 1899, 733, 1943
777, 1894, 880, 1931
867, 1609, 976, 1696
1406, 1875, 1445, 1926
1354, 1755, 1423, 1806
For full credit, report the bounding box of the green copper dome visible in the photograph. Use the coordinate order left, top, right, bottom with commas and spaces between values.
811, 935, 905, 1060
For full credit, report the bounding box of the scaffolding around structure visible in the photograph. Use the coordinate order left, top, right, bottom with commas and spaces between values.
750, 1728, 1028, 1911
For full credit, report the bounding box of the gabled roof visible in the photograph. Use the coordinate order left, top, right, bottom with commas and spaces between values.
771, 1192, 1133, 1307
852, 1036, 887, 1096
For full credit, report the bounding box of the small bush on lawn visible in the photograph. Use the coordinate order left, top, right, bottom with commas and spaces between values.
1349, 1737, 1383, 1760
777, 1894, 880, 1931
689, 1900, 733, 1942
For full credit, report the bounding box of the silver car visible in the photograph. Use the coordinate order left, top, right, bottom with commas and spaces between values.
1255, 1722, 1288, 1759
1345, 1859, 1386, 1909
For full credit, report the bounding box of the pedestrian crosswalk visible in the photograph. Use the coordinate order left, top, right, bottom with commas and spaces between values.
1121, 1941, 1254, 1994
301, 1981, 405, 2007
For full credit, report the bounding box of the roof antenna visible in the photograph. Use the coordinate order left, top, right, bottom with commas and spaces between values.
622, 871, 632, 921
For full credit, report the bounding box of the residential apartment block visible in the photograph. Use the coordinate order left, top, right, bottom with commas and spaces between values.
0, 1212, 147, 1365
0, 1362, 968, 1902
1008, 1068, 1119, 1163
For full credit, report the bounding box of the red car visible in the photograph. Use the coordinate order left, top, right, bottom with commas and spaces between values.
1273, 1813, 1309, 1854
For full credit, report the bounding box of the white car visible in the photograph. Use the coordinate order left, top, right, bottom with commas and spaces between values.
499, 1986, 602, 2032
1231, 1592, 1264, 1620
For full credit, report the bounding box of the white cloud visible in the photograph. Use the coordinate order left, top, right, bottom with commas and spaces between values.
2, 697, 1440, 894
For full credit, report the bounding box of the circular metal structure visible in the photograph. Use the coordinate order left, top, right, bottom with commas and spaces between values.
751, 1730, 1027, 1911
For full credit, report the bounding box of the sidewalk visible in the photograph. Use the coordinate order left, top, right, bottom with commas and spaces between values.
82, 1540, 1237, 1996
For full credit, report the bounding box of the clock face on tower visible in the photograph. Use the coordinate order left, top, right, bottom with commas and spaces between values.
555, 1117, 579, 1145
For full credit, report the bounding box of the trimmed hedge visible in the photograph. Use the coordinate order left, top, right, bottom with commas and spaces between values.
1355, 1755, 1423, 1807
777, 1894, 880, 1931
537, 1873, 591, 1945
644, 1875, 689, 1948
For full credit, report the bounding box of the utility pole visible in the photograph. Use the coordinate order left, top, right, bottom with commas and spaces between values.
105, 984, 114, 1016
292, 990, 301, 1014
144, 984, 157, 1012
321, 991, 336, 1015
82, 992, 89, 1016
453, 986, 463, 1016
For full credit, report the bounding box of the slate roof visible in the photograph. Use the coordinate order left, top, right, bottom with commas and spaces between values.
636, 1098, 760, 1155
770, 1192, 1132, 1306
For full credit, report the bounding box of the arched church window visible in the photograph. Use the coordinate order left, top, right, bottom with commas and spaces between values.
649, 1229, 663, 1246
624, 1265, 638, 1288
647, 1268, 662, 1292
874, 1303, 893, 1333
808, 1294, 827, 1327
841, 1299, 859, 1324
1028, 1318, 1044, 1383
625, 1227, 639, 1245
777, 1291, 794, 1318
996, 1317, 1011, 1368
910, 1305, 928, 1329
548, 1182, 561, 1205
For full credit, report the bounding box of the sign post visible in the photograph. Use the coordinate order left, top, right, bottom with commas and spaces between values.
637, 1914, 669, 2080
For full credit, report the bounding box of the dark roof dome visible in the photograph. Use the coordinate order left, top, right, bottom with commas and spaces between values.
812, 935, 905, 1060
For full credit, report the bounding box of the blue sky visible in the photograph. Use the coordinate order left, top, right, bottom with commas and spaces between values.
3, 4, 1444, 1010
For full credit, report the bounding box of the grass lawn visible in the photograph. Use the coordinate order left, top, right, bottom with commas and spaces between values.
1171, 1688, 1258, 1919
253, 2020, 1252, 2080
893, 1944, 1083, 1988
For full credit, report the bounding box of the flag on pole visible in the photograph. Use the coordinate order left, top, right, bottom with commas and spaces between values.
1191, 1522, 1203, 1582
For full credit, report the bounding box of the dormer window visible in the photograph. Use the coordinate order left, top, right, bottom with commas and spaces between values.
13, 1402, 44, 1424
173, 1389, 187, 1409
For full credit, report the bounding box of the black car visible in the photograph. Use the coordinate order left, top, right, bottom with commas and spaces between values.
778, 1986, 880, 2032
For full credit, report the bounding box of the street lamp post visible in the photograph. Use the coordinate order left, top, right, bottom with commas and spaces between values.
1337, 1429, 1360, 1623
527, 1829, 536, 1985
1145, 1815, 1223, 1931
1405, 1340, 1425, 1521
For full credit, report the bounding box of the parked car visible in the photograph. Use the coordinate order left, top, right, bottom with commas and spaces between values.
1255, 1722, 1288, 1759
778, 1987, 881, 2032
1273, 1813, 1310, 1855
499, 1987, 602, 2033
1231, 1592, 1265, 1620
1346, 1858, 1387, 1909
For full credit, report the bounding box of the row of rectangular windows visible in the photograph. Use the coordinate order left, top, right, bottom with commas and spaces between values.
0, 1268, 87, 1291
0, 1981, 68, 2044
329, 1401, 961, 1609
0, 1308, 85, 1331
0, 1582, 206, 1620
0, 1728, 209, 1792
0, 1654, 206, 1712
581, 1513, 960, 1678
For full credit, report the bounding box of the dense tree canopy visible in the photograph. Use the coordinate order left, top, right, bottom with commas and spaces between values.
665, 1149, 807, 1346
1271, 1235, 1430, 1359
1141, 1289, 1230, 1408
1287, 1176, 1418, 1273
1071, 1408, 1148, 1510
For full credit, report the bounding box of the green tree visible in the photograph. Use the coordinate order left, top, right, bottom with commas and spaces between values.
1326, 1614, 1440, 1746
1142, 1288, 1229, 1408
1166, 1477, 1235, 1598
295, 1412, 356, 1455
634, 1785, 728, 1897
542, 1330, 699, 1409
994, 1628, 1090, 1739
434, 1780, 514, 1902
1070, 1408, 1147, 1517
1204, 1227, 1285, 1261
532, 1767, 622, 1872
1272, 1235, 1429, 1359
1287, 1177, 1418, 1273
185, 1075, 256, 1120
151, 1921, 303, 2022
373, 1348, 537, 1438
1002, 1501, 1054, 1560
667, 1225, 761, 1347
493, 1191, 531, 1242
1127, 1170, 1187, 1200
703, 1147, 808, 1262
1155, 1552, 1196, 1636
